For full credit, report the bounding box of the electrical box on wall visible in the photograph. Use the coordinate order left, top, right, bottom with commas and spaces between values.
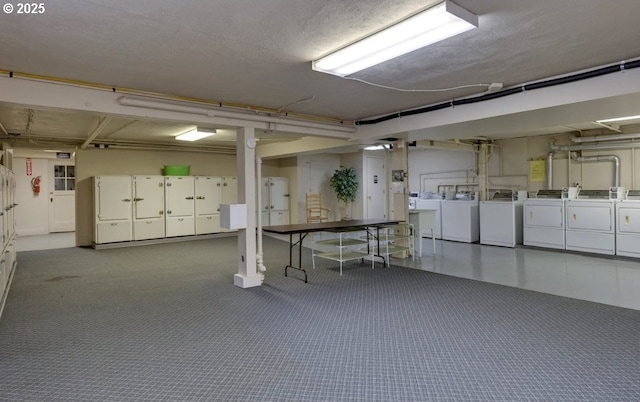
220, 204, 247, 230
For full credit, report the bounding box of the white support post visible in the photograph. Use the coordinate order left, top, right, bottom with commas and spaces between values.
234, 127, 263, 288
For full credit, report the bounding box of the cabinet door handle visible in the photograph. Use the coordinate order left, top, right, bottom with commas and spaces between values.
186, 196, 194, 200
123, 199, 131, 202
196, 196, 205, 200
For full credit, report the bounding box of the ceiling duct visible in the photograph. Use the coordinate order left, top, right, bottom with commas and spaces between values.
571, 132, 640, 143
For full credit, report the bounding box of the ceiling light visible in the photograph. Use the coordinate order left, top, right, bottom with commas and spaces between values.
364, 144, 392, 151
175, 127, 216, 142
312, 0, 478, 77
596, 114, 640, 123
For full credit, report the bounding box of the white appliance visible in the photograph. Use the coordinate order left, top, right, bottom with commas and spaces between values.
408, 191, 419, 210
480, 190, 523, 247
565, 188, 623, 255
93, 175, 133, 244
616, 189, 640, 258
132, 175, 166, 240
261, 177, 290, 226
523, 188, 576, 250
165, 176, 195, 237
195, 176, 223, 235
441, 198, 479, 243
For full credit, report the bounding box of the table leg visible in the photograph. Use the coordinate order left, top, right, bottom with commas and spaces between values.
284, 232, 308, 283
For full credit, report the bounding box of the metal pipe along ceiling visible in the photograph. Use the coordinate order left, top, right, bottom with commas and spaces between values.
571, 132, 640, 143
570, 153, 620, 187
116, 96, 356, 134
549, 141, 640, 152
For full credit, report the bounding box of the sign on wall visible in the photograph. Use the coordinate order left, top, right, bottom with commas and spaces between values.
529, 160, 546, 182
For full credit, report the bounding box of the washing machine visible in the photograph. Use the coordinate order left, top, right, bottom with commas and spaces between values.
441, 194, 479, 243
523, 188, 578, 250
415, 196, 442, 239
480, 190, 524, 248
564, 188, 625, 255
616, 189, 640, 258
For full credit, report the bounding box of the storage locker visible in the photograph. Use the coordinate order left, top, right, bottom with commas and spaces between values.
165, 176, 195, 237
93, 176, 133, 244
221, 177, 237, 232
132, 175, 166, 240
195, 176, 222, 234
261, 177, 290, 226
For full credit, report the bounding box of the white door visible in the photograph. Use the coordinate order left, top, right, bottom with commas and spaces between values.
260, 178, 271, 225
365, 156, 386, 219
221, 177, 237, 204
133, 176, 165, 220
195, 176, 222, 234
48, 161, 75, 232
95, 176, 132, 221
165, 177, 195, 217
195, 176, 222, 216
269, 177, 289, 211
133, 176, 165, 240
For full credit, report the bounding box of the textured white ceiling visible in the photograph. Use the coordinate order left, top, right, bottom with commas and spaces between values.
1, 0, 640, 149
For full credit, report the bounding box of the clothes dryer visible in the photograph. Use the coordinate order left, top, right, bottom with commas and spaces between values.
565, 188, 624, 255
523, 188, 577, 250
616, 189, 640, 258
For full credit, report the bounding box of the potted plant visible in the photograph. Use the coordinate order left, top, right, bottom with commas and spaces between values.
329, 166, 358, 220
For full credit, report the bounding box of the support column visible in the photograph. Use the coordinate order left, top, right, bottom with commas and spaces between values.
390, 140, 409, 222
234, 127, 263, 288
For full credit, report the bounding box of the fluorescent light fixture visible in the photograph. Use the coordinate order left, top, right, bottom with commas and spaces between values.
364, 144, 392, 151
312, 0, 478, 77
175, 127, 216, 142
596, 114, 640, 123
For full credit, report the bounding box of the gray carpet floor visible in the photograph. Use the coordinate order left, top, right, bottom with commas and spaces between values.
1, 236, 639, 401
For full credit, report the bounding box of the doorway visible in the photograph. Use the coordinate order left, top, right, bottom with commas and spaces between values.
48, 160, 75, 232
365, 155, 387, 219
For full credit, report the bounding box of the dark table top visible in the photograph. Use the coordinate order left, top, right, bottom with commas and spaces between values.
262, 219, 403, 234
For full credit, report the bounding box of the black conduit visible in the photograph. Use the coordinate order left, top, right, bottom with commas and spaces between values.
355, 59, 640, 126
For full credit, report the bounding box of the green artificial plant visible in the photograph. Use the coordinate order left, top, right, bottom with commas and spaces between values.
330, 166, 358, 219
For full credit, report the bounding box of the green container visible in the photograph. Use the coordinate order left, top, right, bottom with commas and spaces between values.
163, 165, 190, 176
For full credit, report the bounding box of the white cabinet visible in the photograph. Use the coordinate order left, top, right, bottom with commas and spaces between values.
91, 175, 237, 244
132, 176, 165, 240
195, 176, 222, 235
0, 165, 16, 319
165, 176, 195, 237
261, 177, 290, 226
93, 175, 133, 244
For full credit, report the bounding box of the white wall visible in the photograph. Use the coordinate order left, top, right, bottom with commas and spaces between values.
296, 154, 340, 223
408, 148, 477, 196
408, 128, 640, 198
